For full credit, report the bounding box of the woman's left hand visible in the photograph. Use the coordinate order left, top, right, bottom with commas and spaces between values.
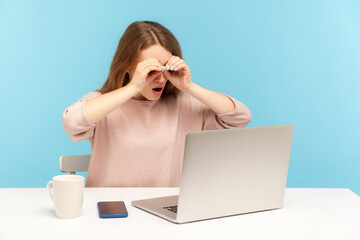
163, 56, 193, 92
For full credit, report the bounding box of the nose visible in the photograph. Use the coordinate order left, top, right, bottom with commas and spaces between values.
155, 73, 167, 84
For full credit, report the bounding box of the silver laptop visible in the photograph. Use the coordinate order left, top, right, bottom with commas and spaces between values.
132, 124, 294, 224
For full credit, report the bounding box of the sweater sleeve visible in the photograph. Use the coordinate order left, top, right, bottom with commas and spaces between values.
62, 91, 100, 142
202, 95, 252, 130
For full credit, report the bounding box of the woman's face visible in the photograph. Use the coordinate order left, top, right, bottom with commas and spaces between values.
129, 44, 173, 101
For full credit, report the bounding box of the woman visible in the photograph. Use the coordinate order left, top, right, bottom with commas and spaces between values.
62, 21, 252, 187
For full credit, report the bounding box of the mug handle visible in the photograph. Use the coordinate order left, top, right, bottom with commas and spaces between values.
47, 180, 54, 201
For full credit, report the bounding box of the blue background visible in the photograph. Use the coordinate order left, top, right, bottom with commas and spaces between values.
0, 0, 359, 195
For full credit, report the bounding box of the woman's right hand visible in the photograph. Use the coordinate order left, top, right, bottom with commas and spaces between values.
128, 57, 164, 91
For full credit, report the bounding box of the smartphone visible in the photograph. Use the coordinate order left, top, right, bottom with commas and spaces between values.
97, 201, 128, 218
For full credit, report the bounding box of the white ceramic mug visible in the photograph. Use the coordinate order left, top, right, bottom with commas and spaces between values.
47, 175, 84, 219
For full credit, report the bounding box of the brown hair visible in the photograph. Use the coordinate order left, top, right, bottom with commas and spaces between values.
98, 21, 182, 97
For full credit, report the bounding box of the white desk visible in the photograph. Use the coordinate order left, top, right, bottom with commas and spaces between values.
0, 188, 359, 240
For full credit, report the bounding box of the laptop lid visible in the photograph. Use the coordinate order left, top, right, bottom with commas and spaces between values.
176, 124, 294, 223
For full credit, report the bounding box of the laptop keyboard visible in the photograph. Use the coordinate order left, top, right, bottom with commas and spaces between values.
163, 205, 178, 213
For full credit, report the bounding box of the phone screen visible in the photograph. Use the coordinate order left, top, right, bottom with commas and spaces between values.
97, 201, 128, 218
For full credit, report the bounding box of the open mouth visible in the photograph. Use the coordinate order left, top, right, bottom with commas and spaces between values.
152, 86, 164, 96
152, 88, 162, 92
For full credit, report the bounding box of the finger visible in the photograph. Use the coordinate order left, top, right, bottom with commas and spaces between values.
172, 59, 185, 71
144, 66, 164, 80
139, 57, 162, 68
140, 59, 163, 69
166, 56, 181, 70
162, 69, 171, 78
144, 64, 164, 74
166, 56, 179, 65
174, 62, 189, 72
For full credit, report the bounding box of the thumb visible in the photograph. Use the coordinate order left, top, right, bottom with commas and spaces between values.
163, 70, 171, 79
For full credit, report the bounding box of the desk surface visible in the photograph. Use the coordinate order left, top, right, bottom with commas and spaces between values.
0, 188, 359, 240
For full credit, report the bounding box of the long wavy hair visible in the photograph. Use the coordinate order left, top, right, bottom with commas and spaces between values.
98, 21, 182, 97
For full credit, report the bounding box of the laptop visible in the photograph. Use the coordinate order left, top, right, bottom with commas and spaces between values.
132, 124, 294, 224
